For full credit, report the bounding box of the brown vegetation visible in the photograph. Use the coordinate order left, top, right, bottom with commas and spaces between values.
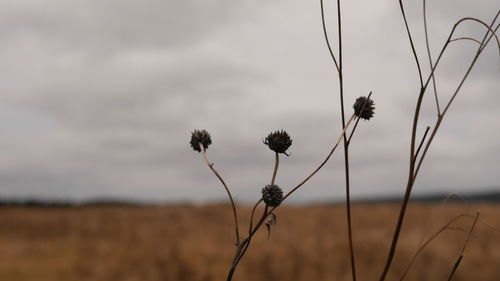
0, 203, 498, 281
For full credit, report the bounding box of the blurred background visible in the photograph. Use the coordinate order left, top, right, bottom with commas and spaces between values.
0, 0, 498, 280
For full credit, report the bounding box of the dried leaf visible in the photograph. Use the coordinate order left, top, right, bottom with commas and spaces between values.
265, 213, 277, 240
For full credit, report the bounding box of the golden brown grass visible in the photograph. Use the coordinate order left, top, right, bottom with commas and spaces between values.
0, 203, 498, 281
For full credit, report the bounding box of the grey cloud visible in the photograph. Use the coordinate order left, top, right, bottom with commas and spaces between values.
0, 0, 498, 202
0, 0, 270, 51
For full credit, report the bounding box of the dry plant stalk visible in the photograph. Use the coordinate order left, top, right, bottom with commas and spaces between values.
191, 96, 374, 280
377, 5, 499, 281
189, 0, 499, 280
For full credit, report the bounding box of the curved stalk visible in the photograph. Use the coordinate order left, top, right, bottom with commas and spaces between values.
200, 144, 240, 245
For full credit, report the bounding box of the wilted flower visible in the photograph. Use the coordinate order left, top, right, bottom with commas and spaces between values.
263, 130, 292, 155
262, 184, 283, 207
353, 96, 375, 120
190, 129, 212, 152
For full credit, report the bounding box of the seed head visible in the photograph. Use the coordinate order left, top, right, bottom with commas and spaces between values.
262, 184, 283, 207
190, 129, 212, 152
263, 130, 292, 155
353, 96, 375, 120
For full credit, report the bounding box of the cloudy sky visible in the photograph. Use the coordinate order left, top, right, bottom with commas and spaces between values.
0, 0, 498, 203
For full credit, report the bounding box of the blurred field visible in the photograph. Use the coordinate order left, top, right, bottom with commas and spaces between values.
0, 203, 498, 281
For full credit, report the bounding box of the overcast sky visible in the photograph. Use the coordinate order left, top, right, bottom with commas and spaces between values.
0, 0, 498, 203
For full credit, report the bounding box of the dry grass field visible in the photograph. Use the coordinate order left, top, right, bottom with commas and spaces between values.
0, 203, 498, 281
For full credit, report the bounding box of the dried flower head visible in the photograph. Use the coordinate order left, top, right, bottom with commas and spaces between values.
353, 96, 375, 120
190, 129, 212, 152
263, 130, 292, 155
262, 184, 283, 207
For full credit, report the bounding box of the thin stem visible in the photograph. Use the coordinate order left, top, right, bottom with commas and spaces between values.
450, 37, 485, 46
334, 0, 357, 279
229, 206, 268, 278
319, 4, 358, 277
443, 34, 498, 115
232, 201, 265, 269
479, 22, 500, 53
400, 0, 424, 88
248, 199, 263, 239
271, 152, 279, 185
377, 12, 499, 281
200, 144, 240, 246
398, 213, 473, 281
413, 126, 430, 164
414, 17, 499, 180
236, 151, 278, 271
416, 193, 469, 246
347, 117, 361, 146
423, 0, 441, 115
378, 87, 426, 281
320, 0, 340, 72
446, 213, 480, 281
282, 114, 355, 202
227, 199, 264, 279
441, 193, 468, 206
478, 218, 500, 233
452, 31, 500, 56
459, 213, 479, 253
347, 91, 373, 145
442, 23, 499, 116
457, 17, 500, 53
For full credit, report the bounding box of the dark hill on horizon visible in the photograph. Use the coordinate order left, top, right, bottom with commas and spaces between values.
0, 190, 499, 207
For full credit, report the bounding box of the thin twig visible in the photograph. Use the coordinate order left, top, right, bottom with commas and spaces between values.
417, 192, 470, 246
423, 0, 441, 116
200, 144, 240, 246
446, 213, 480, 281
228, 206, 268, 279
320, 0, 340, 72
413, 126, 430, 164
271, 152, 279, 185
442, 22, 499, 116
478, 218, 500, 233
225, 200, 264, 281
450, 37, 485, 46
456, 17, 500, 53
400, 0, 424, 88
347, 91, 373, 145
450, 33, 500, 57
248, 199, 263, 237
441, 193, 468, 206
398, 213, 474, 281
333, 0, 357, 279
282, 114, 356, 202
